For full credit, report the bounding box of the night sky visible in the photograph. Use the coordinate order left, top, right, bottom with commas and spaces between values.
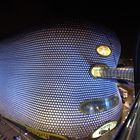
0, 2, 139, 58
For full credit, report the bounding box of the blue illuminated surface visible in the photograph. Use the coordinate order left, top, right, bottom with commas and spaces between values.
0, 23, 122, 139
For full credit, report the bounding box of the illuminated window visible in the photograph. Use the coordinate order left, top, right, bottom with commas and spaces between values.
92, 121, 118, 138
96, 45, 111, 57
80, 94, 119, 115
90, 64, 108, 78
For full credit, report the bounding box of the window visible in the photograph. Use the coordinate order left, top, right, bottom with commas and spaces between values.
90, 64, 108, 78
80, 94, 119, 114
96, 45, 112, 57
92, 121, 118, 138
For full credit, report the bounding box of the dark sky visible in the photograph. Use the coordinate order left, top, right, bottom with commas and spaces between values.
0, 2, 139, 58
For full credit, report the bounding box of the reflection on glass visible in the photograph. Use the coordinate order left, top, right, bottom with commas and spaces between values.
80, 94, 119, 114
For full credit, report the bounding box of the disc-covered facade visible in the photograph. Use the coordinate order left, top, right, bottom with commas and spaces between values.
0, 23, 122, 139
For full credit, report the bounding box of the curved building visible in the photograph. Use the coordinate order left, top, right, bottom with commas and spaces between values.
0, 23, 122, 139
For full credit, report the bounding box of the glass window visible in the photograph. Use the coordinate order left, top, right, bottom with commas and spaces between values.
92, 121, 118, 138
90, 64, 108, 78
96, 45, 112, 57
80, 94, 119, 114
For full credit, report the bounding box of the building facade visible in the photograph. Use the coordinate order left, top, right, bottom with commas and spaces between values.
0, 23, 122, 139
